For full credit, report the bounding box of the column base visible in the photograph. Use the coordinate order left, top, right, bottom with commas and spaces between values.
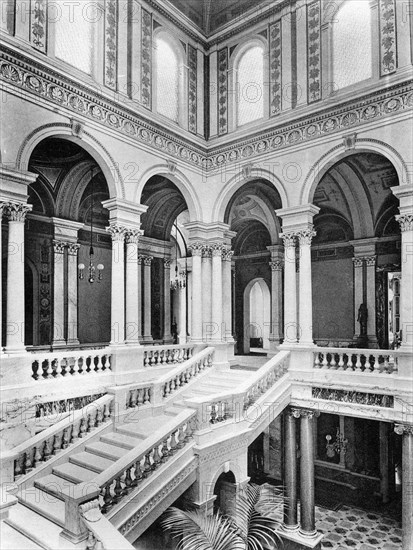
126, 340, 142, 346
142, 335, 153, 343
66, 338, 80, 346
282, 523, 300, 532
4, 346, 27, 355
277, 527, 323, 550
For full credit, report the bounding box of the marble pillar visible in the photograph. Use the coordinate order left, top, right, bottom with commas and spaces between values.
189, 242, 203, 342
282, 233, 298, 343
142, 256, 153, 342
298, 228, 316, 344
394, 424, 413, 550
5, 203, 31, 353
67, 243, 80, 344
269, 259, 283, 348
299, 409, 317, 538
396, 213, 413, 347
138, 255, 143, 341
222, 248, 234, 342
202, 245, 212, 341
352, 257, 364, 340
163, 258, 173, 343
211, 243, 223, 342
107, 223, 126, 346
125, 229, 142, 344
52, 240, 66, 346
284, 409, 298, 530
0, 203, 5, 352
178, 280, 187, 344
365, 255, 378, 346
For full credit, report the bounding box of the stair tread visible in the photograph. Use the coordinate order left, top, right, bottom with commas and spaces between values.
18, 488, 65, 527
86, 441, 126, 460
116, 417, 169, 437
34, 474, 76, 498
6, 502, 76, 550
1, 522, 44, 550
53, 462, 97, 483
101, 432, 142, 449
70, 450, 115, 472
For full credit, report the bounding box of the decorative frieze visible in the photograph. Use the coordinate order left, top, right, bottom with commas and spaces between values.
141, 8, 152, 109
0, 49, 412, 172
269, 20, 282, 116
188, 44, 197, 134
217, 47, 228, 135
379, 0, 397, 76
104, 0, 118, 90
312, 387, 394, 408
307, 0, 321, 103
35, 393, 105, 418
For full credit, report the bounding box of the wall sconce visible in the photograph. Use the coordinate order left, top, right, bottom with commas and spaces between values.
326, 428, 348, 458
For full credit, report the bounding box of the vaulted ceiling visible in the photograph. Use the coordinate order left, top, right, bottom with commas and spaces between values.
167, 0, 273, 34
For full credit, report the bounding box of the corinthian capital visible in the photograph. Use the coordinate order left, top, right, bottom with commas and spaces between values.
210, 243, 224, 257
396, 213, 413, 232
125, 228, 143, 244
106, 223, 127, 242
222, 248, 234, 262
280, 232, 297, 248
269, 260, 283, 271
297, 227, 317, 246
6, 202, 32, 222
394, 423, 413, 436
188, 242, 204, 257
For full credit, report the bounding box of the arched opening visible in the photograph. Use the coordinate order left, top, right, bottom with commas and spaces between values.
140, 176, 189, 343
311, 152, 400, 348
213, 471, 237, 515
23, 137, 111, 348
224, 180, 282, 355
243, 279, 271, 354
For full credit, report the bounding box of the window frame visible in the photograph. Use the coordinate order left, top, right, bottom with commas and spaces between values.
229, 37, 269, 132
153, 29, 188, 129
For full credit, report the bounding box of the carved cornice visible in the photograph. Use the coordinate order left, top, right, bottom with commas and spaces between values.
1, 47, 412, 172
196, 436, 249, 464
312, 387, 394, 408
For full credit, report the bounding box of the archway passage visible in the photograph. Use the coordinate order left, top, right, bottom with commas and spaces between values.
139, 176, 189, 342
311, 152, 400, 348
213, 471, 237, 516
225, 180, 282, 354
243, 278, 271, 354
22, 137, 111, 347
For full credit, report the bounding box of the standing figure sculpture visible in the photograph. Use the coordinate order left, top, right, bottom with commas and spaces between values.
357, 302, 368, 337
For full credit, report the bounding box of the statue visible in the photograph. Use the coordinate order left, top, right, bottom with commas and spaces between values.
357, 303, 368, 336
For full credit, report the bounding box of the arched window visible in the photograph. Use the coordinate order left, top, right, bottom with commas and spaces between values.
54, 1, 97, 74
155, 35, 180, 122
332, 1, 372, 90
237, 45, 265, 126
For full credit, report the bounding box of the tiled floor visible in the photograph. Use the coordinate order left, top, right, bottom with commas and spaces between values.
316, 504, 402, 549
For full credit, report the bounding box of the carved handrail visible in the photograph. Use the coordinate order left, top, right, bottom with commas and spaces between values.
143, 343, 205, 367
184, 351, 290, 429
1, 395, 113, 482
81, 501, 135, 550
31, 348, 112, 380
313, 347, 400, 374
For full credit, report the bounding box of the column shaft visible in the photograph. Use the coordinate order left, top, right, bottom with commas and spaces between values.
283, 411, 298, 530
138, 257, 143, 341
67, 244, 80, 344
52, 241, 66, 345
142, 256, 153, 341
202, 247, 212, 340
269, 261, 283, 347
298, 230, 316, 344
211, 244, 223, 342
396, 215, 413, 347
0, 204, 3, 351
5, 203, 31, 353
395, 424, 413, 550
352, 258, 364, 339
282, 234, 297, 343
189, 243, 203, 342
365, 256, 377, 346
300, 412, 316, 537
222, 249, 234, 341
107, 224, 126, 346
163, 259, 172, 342
178, 284, 187, 343
125, 231, 141, 344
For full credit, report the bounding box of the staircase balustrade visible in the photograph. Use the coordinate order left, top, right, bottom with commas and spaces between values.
1, 395, 113, 483
143, 344, 198, 367
313, 348, 399, 374
31, 349, 112, 380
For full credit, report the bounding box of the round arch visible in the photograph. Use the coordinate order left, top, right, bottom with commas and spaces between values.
243, 278, 271, 354
208, 463, 243, 498
213, 169, 289, 223
17, 123, 124, 199
300, 140, 409, 205
135, 164, 202, 222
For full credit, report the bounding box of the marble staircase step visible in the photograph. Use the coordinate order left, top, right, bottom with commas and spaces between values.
69, 451, 115, 473
52, 462, 97, 484
34, 473, 76, 498
17, 487, 65, 528
1, 521, 44, 550
101, 431, 144, 449
86, 440, 127, 461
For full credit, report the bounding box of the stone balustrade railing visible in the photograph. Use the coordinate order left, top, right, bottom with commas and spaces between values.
314, 347, 400, 374
80, 501, 135, 550
185, 351, 290, 430
1, 395, 113, 483
31, 348, 112, 380
143, 343, 199, 367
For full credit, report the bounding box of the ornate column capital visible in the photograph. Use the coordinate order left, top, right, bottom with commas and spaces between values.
67, 243, 80, 256
143, 255, 153, 266
125, 228, 144, 244
352, 257, 364, 268
164, 258, 172, 269
202, 245, 212, 259
210, 243, 224, 257
53, 240, 67, 254
222, 248, 234, 262
395, 213, 413, 232
5, 202, 32, 222
280, 232, 297, 248
288, 407, 319, 419
188, 242, 204, 257
394, 423, 413, 436
365, 255, 376, 267
297, 227, 317, 246
106, 223, 127, 242
269, 260, 284, 271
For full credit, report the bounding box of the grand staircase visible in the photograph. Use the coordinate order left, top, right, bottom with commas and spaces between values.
1, 348, 290, 549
